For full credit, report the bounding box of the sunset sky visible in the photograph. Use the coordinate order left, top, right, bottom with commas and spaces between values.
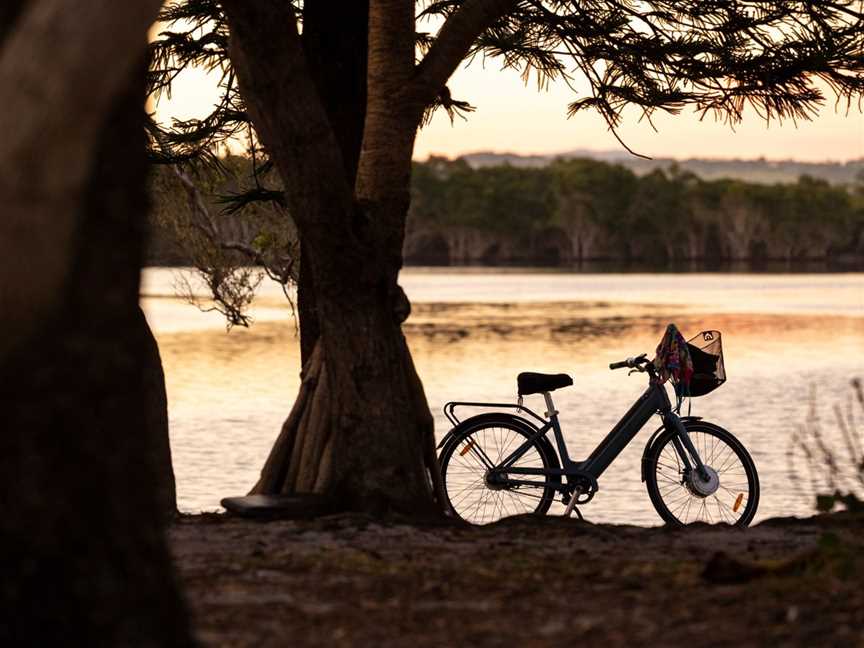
155, 55, 864, 163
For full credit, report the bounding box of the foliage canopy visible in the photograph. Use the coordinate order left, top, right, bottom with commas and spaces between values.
147, 0, 864, 316
150, 1, 864, 162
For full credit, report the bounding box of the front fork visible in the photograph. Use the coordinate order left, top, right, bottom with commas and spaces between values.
665, 412, 710, 481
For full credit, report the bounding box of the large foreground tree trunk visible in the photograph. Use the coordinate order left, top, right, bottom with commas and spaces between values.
136, 306, 178, 516
0, 2, 190, 643
86, 140, 177, 518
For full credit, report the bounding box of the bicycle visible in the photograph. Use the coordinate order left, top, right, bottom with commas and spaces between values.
437, 329, 760, 527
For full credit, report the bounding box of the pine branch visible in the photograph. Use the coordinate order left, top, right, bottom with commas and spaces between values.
414, 0, 519, 102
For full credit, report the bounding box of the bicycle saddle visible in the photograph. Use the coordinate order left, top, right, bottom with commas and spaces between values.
517, 372, 573, 396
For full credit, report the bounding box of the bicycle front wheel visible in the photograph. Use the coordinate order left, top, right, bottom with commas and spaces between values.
439, 415, 560, 524
645, 422, 760, 527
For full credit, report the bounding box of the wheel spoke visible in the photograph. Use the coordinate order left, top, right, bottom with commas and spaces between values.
442, 422, 556, 524
650, 429, 757, 527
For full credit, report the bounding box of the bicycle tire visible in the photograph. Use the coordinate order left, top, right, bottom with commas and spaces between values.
645, 421, 760, 527
439, 414, 560, 524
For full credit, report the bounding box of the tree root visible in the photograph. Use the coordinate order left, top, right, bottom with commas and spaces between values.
250, 335, 447, 517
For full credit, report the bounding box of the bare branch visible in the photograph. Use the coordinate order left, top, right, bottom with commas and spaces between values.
414, 0, 518, 104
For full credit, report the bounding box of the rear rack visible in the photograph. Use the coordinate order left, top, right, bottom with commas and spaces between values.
443, 401, 548, 428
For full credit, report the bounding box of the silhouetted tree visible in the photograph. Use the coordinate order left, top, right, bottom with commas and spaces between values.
0, 1, 191, 643
150, 0, 864, 515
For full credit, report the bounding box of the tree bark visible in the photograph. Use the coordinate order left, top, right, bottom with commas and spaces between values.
80, 58, 177, 518
296, 0, 369, 365
135, 276, 178, 519
222, 0, 445, 515
223, 0, 513, 516
302, 0, 368, 185
296, 241, 320, 367
252, 286, 440, 514
0, 2, 191, 643
0, 0, 164, 363
221, 0, 519, 516
0, 1, 24, 38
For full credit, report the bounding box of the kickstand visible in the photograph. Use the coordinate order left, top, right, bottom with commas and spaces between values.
563, 490, 585, 521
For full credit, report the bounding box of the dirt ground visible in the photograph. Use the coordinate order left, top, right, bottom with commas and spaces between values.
170, 512, 864, 647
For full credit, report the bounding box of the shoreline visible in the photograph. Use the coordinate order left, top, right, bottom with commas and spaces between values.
144, 261, 864, 273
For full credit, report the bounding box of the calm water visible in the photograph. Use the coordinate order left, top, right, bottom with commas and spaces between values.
142, 269, 864, 525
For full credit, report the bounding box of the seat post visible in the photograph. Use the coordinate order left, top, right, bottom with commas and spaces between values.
542, 392, 558, 419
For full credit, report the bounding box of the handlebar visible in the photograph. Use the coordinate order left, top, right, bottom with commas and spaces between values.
609, 353, 649, 371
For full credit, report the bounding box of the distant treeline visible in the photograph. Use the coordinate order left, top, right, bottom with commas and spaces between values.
460, 151, 864, 186
405, 157, 864, 267
147, 156, 864, 268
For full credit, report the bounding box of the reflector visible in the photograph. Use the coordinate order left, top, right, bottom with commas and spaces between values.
459, 439, 476, 456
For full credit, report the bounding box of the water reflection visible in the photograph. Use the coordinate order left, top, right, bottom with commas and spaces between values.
144, 269, 864, 525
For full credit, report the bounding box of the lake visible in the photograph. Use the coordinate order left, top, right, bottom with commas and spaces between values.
142, 269, 864, 525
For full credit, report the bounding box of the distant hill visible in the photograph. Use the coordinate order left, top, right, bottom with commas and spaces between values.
456, 150, 864, 186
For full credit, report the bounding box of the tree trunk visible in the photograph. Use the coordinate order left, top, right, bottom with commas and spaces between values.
0, 4, 191, 642
252, 234, 442, 514
293, 0, 369, 366
136, 302, 178, 517
0, 0, 164, 363
82, 63, 177, 517
292, 1, 369, 365
249, 139, 442, 514
223, 1, 444, 515
222, 0, 507, 516
296, 242, 320, 366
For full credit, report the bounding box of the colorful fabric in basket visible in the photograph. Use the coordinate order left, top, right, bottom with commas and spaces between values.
653, 323, 694, 393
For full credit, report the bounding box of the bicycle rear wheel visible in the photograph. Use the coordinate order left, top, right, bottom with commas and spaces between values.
439, 415, 560, 524
645, 422, 759, 527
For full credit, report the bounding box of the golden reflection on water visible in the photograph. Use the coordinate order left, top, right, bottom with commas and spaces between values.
144, 270, 864, 525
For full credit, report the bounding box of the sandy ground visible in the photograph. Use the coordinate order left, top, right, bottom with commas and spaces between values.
170, 512, 864, 647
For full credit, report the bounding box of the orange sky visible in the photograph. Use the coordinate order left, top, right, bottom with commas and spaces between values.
155, 56, 864, 163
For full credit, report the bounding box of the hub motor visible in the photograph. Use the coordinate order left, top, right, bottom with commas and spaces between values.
687, 465, 720, 497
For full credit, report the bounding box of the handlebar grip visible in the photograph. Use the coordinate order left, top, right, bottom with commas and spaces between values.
609, 360, 629, 370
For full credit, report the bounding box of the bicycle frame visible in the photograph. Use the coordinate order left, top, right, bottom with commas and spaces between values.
442, 374, 708, 498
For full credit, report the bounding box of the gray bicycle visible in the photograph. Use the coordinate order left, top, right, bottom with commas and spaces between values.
437, 330, 760, 527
